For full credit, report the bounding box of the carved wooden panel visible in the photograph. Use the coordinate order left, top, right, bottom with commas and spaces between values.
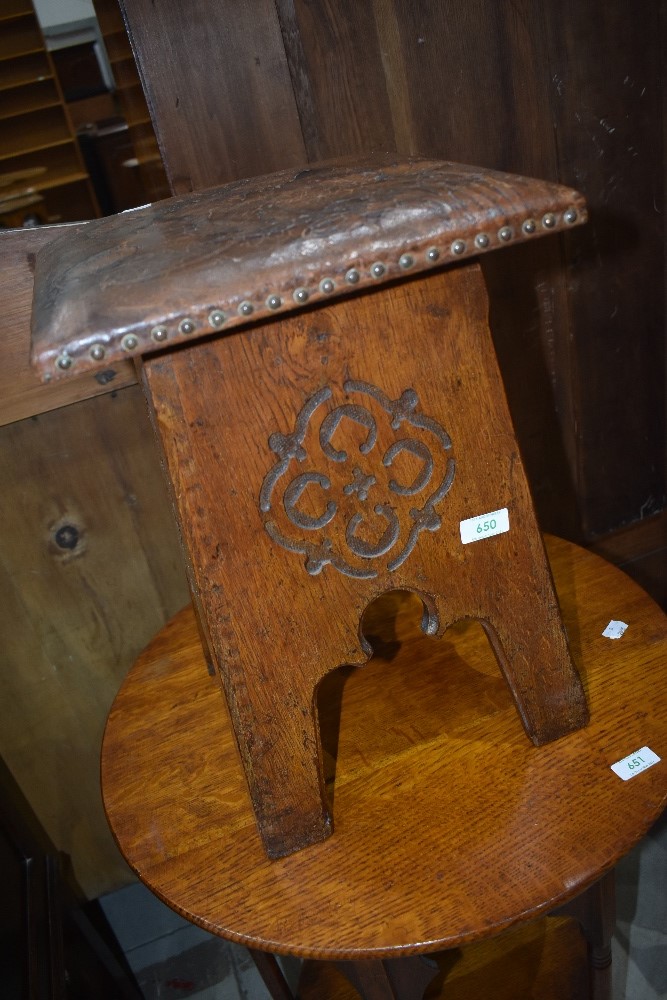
142, 264, 586, 857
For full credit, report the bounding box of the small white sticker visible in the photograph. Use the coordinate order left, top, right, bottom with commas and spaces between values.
611, 746, 661, 781
460, 507, 510, 545
602, 620, 628, 639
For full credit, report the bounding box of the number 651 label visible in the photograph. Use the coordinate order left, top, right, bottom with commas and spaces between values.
460, 507, 510, 545
611, 747, 661, 781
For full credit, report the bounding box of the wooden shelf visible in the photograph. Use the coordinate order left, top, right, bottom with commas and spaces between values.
110, 55, 140, 89
0, 106, 71, 160
0, 16, 42, 62
1, 142, 87, 188
0, 7, 33, 26
103, 30, 132, 64
0, 1, 99, 228
0, 78, 59, 119
0, 50, 50, 90
3, 167, 89, 198
40, 177, 98, 223
94, 0, 170, 205
0, 0, 33, 17
120, 81, 151, 125
0, 45, 44, 64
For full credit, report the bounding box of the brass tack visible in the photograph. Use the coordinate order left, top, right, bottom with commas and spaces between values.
474, 233, 490, 249
542, 212, 556, 228
522, 219, 537, 235
151, 325, 168, 342
179, 318, 196, 335
399, 254, 414, 269
56, 354, 72, 370
293, 287, 309, 304
90, 344, 105, 361
121, 334, 139, 351
563, 208, 578, 224
345, 268, 360, 284
208, 310, 225, 328
498, 226, 513, 242
320, 278, 335, 294
266, 294, 282, 310
239, 301, 254, 317
371, 262, 386, 278
426, 247, 440, 262
451, 239, 466, 255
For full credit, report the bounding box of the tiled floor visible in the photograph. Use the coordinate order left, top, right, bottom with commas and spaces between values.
100, 808, 666, 999
613, 807, 667, 1000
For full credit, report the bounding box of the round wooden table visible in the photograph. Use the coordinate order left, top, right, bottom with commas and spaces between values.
102, 536, 667, 997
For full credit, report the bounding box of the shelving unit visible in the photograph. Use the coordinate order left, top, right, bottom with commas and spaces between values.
93, 0, 170, 205
0, 2, 99, 227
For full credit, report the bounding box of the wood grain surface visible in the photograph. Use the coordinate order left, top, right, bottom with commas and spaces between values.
101, 534, 667, 958
2, 0, 663, 905
298, 917, 588, 999
0, 386, 188, 896
116, 0, 306, 194
141, 263, 587, 857
31, 156, 586, 382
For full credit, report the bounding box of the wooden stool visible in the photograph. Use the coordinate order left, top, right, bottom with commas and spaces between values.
29, 157, 667, 997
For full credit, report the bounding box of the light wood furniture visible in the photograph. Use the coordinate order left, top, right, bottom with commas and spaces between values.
0, 0, 664, 915
100, 537, 666, 998
31, 157, 590, 851
29, 157, 667, 996
0, 0, 99, 227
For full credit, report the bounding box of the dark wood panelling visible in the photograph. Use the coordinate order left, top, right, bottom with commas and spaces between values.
544, 2, 665, 535
275, 0, 396, 160
482, 240, 583, 539
591, 509, 667, 610
0, 756, 142, 998
271, 0, 665, 540
368, 1, 556, 173
117, 0, 307, 192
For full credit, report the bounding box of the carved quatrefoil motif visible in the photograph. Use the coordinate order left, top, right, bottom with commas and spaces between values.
259, 380, 455, 579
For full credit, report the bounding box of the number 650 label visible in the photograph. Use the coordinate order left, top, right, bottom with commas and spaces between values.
460, 507, 510, 545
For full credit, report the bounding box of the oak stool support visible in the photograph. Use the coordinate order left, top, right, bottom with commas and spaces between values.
30, 156, 591, 858
141, 264, 587, 858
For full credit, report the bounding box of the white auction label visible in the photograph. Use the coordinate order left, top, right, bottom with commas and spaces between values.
602, 620, 628, 639
459, 507, 510, 545
611, 746, 661, 781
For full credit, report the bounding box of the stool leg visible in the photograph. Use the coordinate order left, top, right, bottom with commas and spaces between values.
554, 869, 616, 1000
249, 949, 295, 1000
338, 955, 439, 999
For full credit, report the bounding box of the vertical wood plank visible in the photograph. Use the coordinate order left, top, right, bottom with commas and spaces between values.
275, 0, 396, 160
117, 0, 306, 192
0, 386, 188, 896
543, 1, 665, 534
